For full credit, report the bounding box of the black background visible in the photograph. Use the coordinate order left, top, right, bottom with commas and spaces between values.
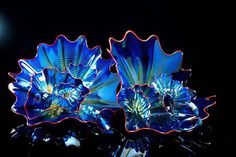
0, 0, 227, 156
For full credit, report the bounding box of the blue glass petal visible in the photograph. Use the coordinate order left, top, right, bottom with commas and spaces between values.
192, 96, 216, 120
81, 58, 121, 110
152, 74, 191, 104
8, 67, 32, 116
67, 64, 97, 87
110, 31, 183, 87
23, 35, 101, 72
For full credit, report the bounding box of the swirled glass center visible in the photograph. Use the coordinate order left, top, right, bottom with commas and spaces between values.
55, 83, 88, 107
126, 92, 150, 119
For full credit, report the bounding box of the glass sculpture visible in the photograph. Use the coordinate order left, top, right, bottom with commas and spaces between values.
8, 31, 216, 156
109, 30, 215, 133
8, 35, 121, 130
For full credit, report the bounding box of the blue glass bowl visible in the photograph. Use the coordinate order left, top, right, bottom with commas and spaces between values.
109, 30, 216, 134
8, 35, 121, 129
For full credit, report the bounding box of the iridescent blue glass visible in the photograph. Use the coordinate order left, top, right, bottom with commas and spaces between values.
110, 31, 215, 133
9, 35, 121, 128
